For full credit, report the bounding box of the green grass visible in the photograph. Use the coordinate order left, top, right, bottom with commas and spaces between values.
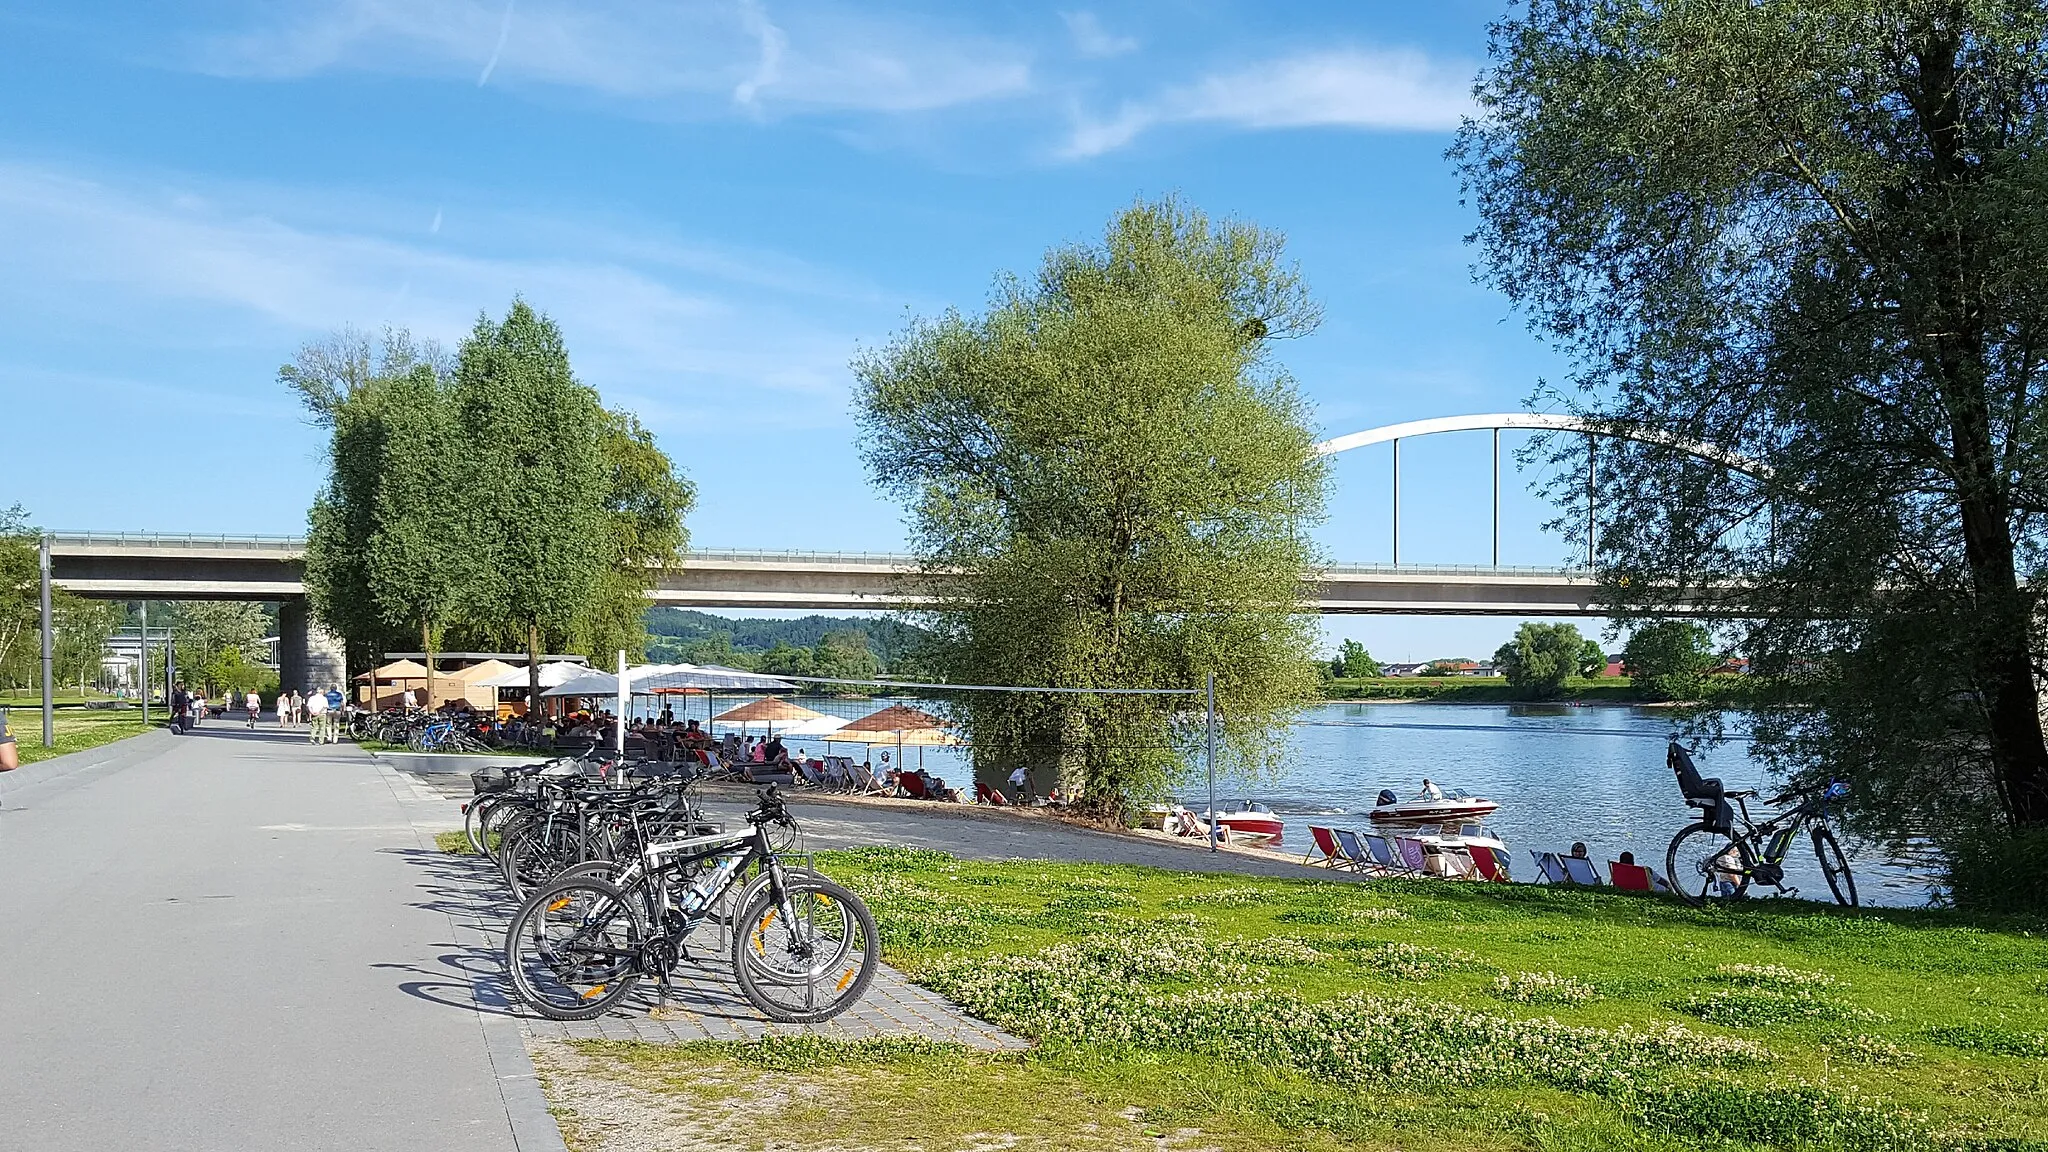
571, 850, 2048, 1151
3, 706, 153, 766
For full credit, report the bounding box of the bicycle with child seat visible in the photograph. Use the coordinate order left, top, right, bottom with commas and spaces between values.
1663, 741, 1857, 907
503, 785, 878, 1024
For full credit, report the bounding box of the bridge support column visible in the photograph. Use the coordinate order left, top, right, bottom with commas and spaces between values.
279, 599, 346, 695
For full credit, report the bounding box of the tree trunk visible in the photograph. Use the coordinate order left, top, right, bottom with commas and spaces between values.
421, 618, 436, 714
527, 622, 542, 725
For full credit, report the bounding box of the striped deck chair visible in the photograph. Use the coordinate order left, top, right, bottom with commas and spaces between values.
1561, 855, 1604, 885
1434, 845, 1479, 879
1531, 851, 1569, 884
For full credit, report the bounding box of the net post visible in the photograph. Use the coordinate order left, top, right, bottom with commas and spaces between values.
1205, 672, 1217, 853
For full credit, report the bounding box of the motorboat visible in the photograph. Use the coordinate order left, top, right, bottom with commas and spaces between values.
1213, 801, 1285, 847
1368, 780, 1499, 825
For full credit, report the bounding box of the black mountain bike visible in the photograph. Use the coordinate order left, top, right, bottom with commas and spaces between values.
504, 786, 878, 1023
1664, 742, 1857, 907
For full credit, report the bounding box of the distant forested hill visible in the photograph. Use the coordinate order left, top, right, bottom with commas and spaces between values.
642, 609, 927, 675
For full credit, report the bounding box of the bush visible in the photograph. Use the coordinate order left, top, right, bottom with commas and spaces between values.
1940, 824, 2048, 912
1621, 620, 1716, 702
1494, 623, 1584, 699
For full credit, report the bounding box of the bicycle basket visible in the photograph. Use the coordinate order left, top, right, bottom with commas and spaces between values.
470, 766, 513, 795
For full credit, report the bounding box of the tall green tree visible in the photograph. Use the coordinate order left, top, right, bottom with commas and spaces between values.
1454, 1, 2048, 895
364, 365, 467, 707
454, 301, 610, 712
1623, 620, 1717, 703
53, 595, 120, 693
0, 507, 39, 686
1494, 622, 1584, 699
855, 198, 1328, 815
173, 602, 274, 693
572, 409, 695, 664
1332, 638, 1379, 678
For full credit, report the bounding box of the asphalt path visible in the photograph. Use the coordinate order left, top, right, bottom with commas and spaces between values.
0, 722, 563, 1152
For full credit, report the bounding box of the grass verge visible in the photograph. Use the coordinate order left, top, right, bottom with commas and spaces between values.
543, 848, 2048, 1152
4, 706, 154, 766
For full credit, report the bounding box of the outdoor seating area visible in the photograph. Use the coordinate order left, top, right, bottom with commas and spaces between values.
1302, 822, 1513, 882
1529, 845, 1674, 892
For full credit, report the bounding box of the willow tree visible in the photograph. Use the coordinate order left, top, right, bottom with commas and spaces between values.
454, 301, 609, 712
1455, 1, 2048, 900
855, 198, 1327, 817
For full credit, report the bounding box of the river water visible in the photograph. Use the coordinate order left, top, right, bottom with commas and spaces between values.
724, 697, 1939, 907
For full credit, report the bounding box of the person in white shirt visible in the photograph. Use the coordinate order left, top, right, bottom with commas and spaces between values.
304, 688, 328, 743
1008, 765, 1031, 802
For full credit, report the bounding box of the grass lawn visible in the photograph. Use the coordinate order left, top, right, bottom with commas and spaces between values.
3, 705, 152, 766
544, 848, 2048, 1152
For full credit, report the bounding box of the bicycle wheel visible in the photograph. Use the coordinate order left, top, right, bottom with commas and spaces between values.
463, 795, 501, 856
729, 874, 878, 1023
1813, 827, 1858, 907
1666, 822, 1754, 906
505, 876, 643, 1020
504, 823, 581, 901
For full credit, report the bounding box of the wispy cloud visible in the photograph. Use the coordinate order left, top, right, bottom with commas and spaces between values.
195, 0, 1031, 115
0, 162, 893, 429
1066, 48, 1475, 157
1060, 11, 1136, 59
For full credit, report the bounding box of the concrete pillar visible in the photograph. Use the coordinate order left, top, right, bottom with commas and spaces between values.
278, 598, 347, 695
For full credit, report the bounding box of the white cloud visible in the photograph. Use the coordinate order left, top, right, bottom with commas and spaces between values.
1066, 47, 1475, 157
0, 162, 887, 429
195, 0, 1031, 115
1060, 11, 1136, 59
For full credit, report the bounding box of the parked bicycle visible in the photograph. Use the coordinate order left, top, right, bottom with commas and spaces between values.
1664, 741, 1856, 907
503, 785, 877, 1024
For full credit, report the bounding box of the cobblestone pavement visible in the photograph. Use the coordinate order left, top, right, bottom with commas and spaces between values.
418, 822, 1025, 1052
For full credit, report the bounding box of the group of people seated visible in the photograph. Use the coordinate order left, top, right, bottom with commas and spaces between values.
1533, 842, 1673, 892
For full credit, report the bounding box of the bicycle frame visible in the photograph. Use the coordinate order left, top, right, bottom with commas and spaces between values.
1724, 786, 1840, 889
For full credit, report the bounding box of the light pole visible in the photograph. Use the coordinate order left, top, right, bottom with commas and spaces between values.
39, 534, 53, 748
139, 601, 150, 726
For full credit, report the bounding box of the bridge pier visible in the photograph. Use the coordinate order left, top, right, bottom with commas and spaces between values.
278, 599, 347, 695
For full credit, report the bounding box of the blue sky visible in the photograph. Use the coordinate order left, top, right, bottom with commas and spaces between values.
0, 0, 1609, 661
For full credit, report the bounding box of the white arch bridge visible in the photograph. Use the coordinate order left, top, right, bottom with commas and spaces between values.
47, 413, 1746, 635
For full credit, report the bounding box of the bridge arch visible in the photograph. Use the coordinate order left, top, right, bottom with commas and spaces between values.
1313, 412, 1765, 567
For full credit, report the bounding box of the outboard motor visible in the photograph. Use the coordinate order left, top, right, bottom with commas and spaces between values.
1376, 789, 1398, 807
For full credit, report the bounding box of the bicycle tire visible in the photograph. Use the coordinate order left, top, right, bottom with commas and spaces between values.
729, 874, 878, 1024
505, 875, 644, 1020
463, 795, 501, 856
1813, 827, 1858, 907
1666, 822, 1754, 907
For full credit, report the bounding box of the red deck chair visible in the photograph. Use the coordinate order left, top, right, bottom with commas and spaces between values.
1303, 825, 1345, 867
1609, 861, 1654, 891
1468, 845, 1510, 881
987, 787, 1010, 806
974, 781, 994, 804
899, 773, 930, 800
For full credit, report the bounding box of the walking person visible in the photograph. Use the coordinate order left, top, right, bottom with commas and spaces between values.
324, 686, 345, 742
304, 687, 327, 743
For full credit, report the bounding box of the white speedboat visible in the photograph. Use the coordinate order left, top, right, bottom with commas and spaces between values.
1369, 781, 1499, 825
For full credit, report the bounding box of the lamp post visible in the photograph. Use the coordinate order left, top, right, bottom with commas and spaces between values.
39, 534, 53, 747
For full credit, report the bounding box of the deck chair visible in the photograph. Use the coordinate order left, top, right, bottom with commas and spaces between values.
847, 762, 885, 795
1433, 845, 1478, 879
1560, 855, 1604, 885
1531, 850, 1569, 884
1395, 837, 1430, 875
1609, 861, 1652, 891
899, 773, 930, 800
974, 781, 994, 804
1468, 845, 1511, 882
985, 786, 1009, 806
1357, 831, 1414, 876
1302, 825, 1347, 868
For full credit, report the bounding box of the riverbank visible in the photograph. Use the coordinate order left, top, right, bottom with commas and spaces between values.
1321, 674, 1754, 705
538, 845, 2048, 1152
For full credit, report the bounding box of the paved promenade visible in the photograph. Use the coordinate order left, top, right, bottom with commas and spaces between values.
0, 723, 563, 1152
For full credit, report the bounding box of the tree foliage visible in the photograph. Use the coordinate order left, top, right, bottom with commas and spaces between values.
0, 507, 39, 685
1494, 622, 1585, 699
293, 304, 689, 704
1623, 621, 1718, 703
855, 198, 1328, 815
1578, 638, 1608, 679
1332, 638, 1380, 678
1455, 0, 2048, 896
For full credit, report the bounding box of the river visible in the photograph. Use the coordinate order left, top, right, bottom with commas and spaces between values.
723, 697, 1940, 907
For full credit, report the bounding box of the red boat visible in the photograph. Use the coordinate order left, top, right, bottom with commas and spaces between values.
1214, 803, 1284, 847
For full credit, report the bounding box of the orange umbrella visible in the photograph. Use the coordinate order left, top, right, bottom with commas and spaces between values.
840, 703, 946, 733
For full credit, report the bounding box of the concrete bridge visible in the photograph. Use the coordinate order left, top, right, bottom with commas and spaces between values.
47, 534, 1602, 616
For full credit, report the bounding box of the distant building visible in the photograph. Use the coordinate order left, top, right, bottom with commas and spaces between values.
1381, 662, 1428, 677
